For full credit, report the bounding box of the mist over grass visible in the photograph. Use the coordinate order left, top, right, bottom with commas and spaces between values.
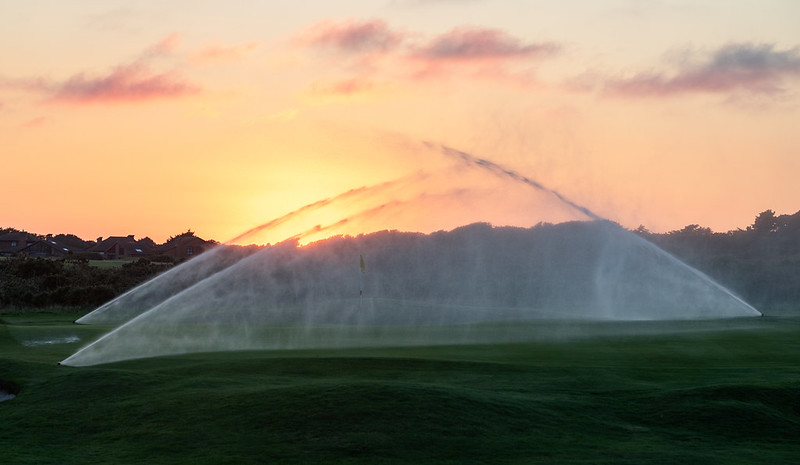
64, 221, 758, 366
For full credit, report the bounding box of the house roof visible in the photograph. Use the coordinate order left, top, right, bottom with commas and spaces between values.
17, 239, 73, 255
87, 235, 136, 253
86, 235, 155, 255
49, 234, 94, 251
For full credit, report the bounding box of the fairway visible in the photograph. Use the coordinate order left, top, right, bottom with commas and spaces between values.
2, 312, 799, 464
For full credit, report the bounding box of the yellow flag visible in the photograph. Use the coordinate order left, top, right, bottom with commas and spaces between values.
360, 255, 366, 274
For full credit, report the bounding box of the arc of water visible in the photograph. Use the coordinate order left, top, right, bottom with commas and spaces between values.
626, 233, 761, 316
76, 171, 430, 325
225, 171, 429, 245
427, 142, 760, 316
429, 142, 603, 222
66, 140, 761, 365
66, 186, 506, 363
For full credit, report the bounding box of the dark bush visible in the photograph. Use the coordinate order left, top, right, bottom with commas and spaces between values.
0, 255, 175, 310
72, 252, 104, 261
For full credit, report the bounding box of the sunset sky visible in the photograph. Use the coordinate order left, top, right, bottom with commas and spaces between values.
2, 1, 799, 244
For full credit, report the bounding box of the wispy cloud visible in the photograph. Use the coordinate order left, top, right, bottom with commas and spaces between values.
50, 64, 199, 104
294, 19, 560, 97
412, 27, 558, 61
403, 26, 559, 85
300, 19, 558, 62
0, 35, 201, 104
605, 43, 800, 97
298, 19, 404, 53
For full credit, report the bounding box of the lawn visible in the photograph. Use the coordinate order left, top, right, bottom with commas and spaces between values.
87, 259, 133, 269
1, 312, 799, 464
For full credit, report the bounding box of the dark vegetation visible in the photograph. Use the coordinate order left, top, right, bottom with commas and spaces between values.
637, 209, 800, 313
1, 209, 799, 313
0, 257, 175, 310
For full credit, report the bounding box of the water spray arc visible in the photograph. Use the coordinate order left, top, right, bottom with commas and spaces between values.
225, 171, 428, 245
426, 142, 760, 317
75, 173, 429, 326
61, 220, 762, 366
429, 143, 603, 222
63, 141, 761, 366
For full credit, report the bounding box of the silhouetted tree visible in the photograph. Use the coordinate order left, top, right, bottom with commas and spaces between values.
671, 224, 712, 237
0, 227, 25, 235
52, 233, 94, 250
138, 237, 157, 249
751, 209, 778, 234
165, 230, 196, 243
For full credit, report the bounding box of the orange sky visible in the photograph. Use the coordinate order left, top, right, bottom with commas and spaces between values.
2, 1, 799, 244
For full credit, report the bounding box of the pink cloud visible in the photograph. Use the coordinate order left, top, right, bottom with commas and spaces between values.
50, 64, 199, 104
412, 27, 559, 62
293, 20, 560, 93
298, 19, 404, 53
1, 35, 200, 105
398, 28, 557, 86
606, 43, 800, 97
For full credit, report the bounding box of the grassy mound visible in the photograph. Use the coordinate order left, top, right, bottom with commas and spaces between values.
1, 312, 799, 464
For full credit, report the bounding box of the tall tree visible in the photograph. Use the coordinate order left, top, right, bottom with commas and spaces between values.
752, 210, 778, 234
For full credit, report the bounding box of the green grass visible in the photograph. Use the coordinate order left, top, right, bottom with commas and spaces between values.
2, 312, 799, 464
88, 259, 133, 268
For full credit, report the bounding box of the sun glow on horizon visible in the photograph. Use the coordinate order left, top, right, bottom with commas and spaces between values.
221, 141, 598, 247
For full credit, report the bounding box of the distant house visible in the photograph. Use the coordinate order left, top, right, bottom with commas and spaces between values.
154, 233, 216, 260
50, 234, 95, 251
87, 235, 153, 260
17, 238, 74, 258
0, 232, 38, 256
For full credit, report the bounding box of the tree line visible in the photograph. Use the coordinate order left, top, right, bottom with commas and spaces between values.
1, 209, 798, 312
636, 209, 800, 313
0, 256, 176, 310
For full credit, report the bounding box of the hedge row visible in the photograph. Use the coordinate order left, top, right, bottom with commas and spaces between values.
0, 257, 174, 310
